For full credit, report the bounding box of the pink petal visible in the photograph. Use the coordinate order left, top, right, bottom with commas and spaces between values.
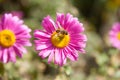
65, 47, 78, 61
16, 34, 31, 39
54, 49, 61, 65
38, 47, 52, 58
61, 49, 67, 65
8, 47, 16, 62
2, 14, 13, 29
34, 30, 51, 39
14, 25, 31, 34
0, 22, 3, 31
54, 49, 65, 66
16, 39, 32, 46
67, 20, 84, 33
0, 47, 3, 61
69, 42, 86, 50
36, 43, 52, 50
13, 45, 22, 58
2, 49, 8, 63
112, 22, 120, 32
56, 13, 65, 28
70, 34, 87, 42
2, 14, 23, 30
42, 16, 56, 33
48, 49, 54, 63
67, 52, 77, 61
62, 13, 73, 29
34, 39, 50, 44
14, 43, 27, 54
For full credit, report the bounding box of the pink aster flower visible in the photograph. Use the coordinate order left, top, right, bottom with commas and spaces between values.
0, 13, 31, 63
34, 13, 87, 66
109, 22, 120, 49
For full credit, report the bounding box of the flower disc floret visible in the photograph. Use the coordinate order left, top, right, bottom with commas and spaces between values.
51, 29, 70, 48
0, 30, 16, 48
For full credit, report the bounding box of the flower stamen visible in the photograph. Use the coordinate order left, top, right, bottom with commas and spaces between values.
51, 29, 70, 48
0, 30, 16, 48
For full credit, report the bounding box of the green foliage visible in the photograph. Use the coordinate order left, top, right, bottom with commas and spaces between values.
0, 63, 4, 76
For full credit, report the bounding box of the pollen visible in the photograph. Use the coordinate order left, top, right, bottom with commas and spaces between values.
0, 30, 16, 48
117, 32, 120, 40
51, 29, 70, 48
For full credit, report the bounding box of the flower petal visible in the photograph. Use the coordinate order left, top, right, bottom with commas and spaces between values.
8, 47, 16, 62
48, 49, 54, 63
0, 47, 3, 61
13, 45, 22, 58
62, 50, 67, 65
67, 20, 84, 33
34, 30, 51, 39
42, 16, 56, 33
35, 42, 52, 50
14, 43, 27, 54
2, 49, 8, 63
56, 13, 65, 28
38, 47, 53, 58
54, 48, 61, 65
65, 46, 78, 61
54, 49, 66, 66
16, 39, 32, 46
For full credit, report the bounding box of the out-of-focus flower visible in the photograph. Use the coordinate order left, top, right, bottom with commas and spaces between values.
11, 11, 24, 19
109, 22, 120, 49
0, 13, 31, 63
34, 13, 87, 66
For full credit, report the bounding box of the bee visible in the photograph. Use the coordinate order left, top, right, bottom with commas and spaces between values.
55, 29, 68, 40
56, 29, 68, 35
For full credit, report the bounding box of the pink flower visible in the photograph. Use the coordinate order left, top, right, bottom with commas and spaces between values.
34, 13, 87, 66
0, 13, 31, 63
109, 22, 120, 49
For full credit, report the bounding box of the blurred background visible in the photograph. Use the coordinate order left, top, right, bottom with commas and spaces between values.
0, 0, 120, 80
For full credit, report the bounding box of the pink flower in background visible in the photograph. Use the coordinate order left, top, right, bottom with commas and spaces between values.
0, 13, 31, 63
109, 22, 120, 49
0, 11, 23, 19
11, 11, 23, 19
34, 13, 87, 66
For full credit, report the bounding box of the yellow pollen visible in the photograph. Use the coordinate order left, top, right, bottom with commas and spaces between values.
117, 32, 120, 40
0, 30, 16, 48
51, 30, 70, 48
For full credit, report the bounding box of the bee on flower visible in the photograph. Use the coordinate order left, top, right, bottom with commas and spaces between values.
34, 13, 87, 66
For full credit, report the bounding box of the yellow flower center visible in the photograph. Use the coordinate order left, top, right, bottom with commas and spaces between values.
117, 32, 120, 40
51, 29, 70, 48
0, 30, 16, 48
